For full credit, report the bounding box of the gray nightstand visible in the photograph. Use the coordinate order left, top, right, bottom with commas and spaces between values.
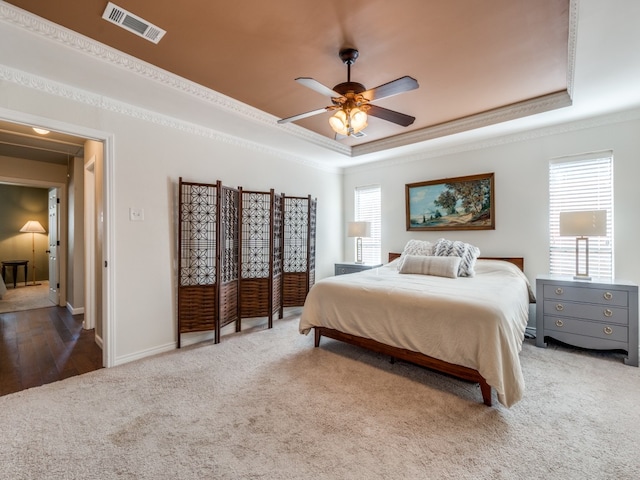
536, 275, 639, 366
334, 262, 383, 276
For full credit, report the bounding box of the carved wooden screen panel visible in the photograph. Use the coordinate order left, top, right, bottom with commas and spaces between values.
271, 193, 284, 323
217, 183, 240, 342
308, 197, 317, 291
239, 189, 282, 327
177, 178, 217, 347
282, 195, 316, 307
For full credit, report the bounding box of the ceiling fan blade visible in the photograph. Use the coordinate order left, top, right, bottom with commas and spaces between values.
277, 107, 331, 124
362, 76, 419, 102
367, 105, 415, 127
295, 77, 342, 98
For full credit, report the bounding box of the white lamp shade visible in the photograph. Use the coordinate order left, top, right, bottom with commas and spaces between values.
559, 210, 606, 237
20, 220, 47, 233
347, 221, 371, 238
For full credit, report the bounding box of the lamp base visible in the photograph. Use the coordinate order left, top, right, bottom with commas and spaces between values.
573, 274, 592, 281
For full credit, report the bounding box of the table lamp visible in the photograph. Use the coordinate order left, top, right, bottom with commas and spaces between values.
347, 221, 371, 264
559, 210, 606, 280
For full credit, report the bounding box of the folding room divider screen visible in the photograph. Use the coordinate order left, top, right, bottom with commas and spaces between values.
283, 195, 317, 307
177, 178, 316, 346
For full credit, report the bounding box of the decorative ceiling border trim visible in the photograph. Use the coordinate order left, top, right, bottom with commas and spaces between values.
0, 2, 350, 158
351, 91, 573, 157
0, 64, 341, 173
345, 106, 640, 174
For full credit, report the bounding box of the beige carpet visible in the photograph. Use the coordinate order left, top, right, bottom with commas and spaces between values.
0, 280, 55, 313
1, 309, 639, 479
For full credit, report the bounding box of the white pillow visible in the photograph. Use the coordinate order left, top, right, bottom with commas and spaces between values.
433, 238, 480, 277
398, 255, 461, 278
397, 239, 433, 270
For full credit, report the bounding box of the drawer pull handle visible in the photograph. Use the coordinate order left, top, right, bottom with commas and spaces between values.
604, 326, 613, 335
603, 291, 613, 300
603, 309, 613, 317
555, 304, 564, 312
555, 319, 564, 328
555, 287, 564, 295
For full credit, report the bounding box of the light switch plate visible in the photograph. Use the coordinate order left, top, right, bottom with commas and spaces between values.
129, 207, 144, 221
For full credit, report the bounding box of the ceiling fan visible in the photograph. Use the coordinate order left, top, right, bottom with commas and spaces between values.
277, 48, 419, 137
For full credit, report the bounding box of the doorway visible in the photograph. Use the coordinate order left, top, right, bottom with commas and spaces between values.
0, 113, 113, 368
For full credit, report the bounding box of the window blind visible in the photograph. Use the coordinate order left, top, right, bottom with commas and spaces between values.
549, 153, 614, 278
354, 184, 381, 264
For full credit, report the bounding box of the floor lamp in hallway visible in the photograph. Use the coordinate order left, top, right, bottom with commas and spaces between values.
20, 220, 47, 286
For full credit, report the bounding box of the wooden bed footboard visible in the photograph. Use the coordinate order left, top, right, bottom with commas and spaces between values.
314, 326, 492, 406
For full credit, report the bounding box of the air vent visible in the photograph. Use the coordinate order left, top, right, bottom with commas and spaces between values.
102, 2, 166, 44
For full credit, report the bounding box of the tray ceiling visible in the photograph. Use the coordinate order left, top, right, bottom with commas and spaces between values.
2, 0, 572, 156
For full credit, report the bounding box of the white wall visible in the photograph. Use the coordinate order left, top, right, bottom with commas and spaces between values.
0, 78, 342, 365
343, 112, 640, 290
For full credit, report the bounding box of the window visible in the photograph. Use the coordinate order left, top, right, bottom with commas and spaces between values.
354, 184, 381, 264
549, 152, 613, 279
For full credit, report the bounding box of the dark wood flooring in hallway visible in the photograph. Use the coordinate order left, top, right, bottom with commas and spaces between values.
0, 306, 103, 396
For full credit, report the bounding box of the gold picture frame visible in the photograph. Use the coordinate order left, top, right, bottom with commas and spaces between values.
405, 173, 495, 231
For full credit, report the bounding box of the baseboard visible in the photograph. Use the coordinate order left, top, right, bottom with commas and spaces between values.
66, 302, 85, 315
113, 342, 176, 366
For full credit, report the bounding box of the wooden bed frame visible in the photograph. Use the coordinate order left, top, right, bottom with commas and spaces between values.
314, 253, 525, 406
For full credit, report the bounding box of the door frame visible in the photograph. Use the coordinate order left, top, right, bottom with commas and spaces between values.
84, 157, 96, 331
0, 107, 115, 368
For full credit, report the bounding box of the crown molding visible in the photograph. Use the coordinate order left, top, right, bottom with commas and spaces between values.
0, 2, 350, 161
351, 91, 573, 157
0, 64, 341, 174
345, 106, 640, 174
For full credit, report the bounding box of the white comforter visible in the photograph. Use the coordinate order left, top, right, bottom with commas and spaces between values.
299, 259, 532, 407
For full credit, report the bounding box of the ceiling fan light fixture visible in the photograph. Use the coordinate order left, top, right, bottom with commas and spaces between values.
329, 109, 349, 136
350, 107, 368, 133
329, 107, 368, 136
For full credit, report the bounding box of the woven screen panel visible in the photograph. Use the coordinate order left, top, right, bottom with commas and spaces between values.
178, 180, 218, 338
240, 278, 270, 318
283, 272, 308, 307
219, 281, 239, 328
178, 285, 217, 333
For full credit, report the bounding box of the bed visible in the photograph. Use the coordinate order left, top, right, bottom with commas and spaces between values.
299, 250, 533, 407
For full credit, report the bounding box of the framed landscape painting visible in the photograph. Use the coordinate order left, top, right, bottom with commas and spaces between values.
405, 173, 495, 231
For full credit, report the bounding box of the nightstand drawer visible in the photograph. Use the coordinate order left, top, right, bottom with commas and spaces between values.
544, 315, 628, 343
543, 284, 628, 307
543, 300, 628, 325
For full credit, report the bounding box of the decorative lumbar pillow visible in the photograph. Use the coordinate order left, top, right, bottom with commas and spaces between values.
397, 239, 433, 269
433, 238, 480, 277
398, 255, 461, 278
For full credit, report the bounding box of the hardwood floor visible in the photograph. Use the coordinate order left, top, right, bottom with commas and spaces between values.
0, 306, 103, 396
